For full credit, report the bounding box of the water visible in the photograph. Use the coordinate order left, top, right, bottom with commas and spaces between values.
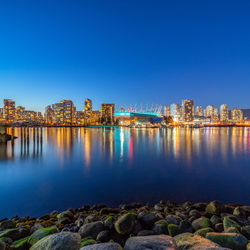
0, 127, 250, 218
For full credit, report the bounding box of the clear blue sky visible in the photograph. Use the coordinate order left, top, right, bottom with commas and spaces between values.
0, 0, 250, 112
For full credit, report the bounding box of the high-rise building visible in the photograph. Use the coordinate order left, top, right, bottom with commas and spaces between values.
195, 106, 203, 116
220, 104, 229, 121
231, 109, 243, 121
214, 108, 219, 121
164, 105, 171, 117
52, 100, 76, 125
3, 99, 15, 123
170, 104, 182, 122
101, 103, 115, 125
204, 105, 216, 120
15, 106, 25, 122
60, 100, 76, 125
182, 100, 194, 122
84, 99, 92, 125
45, 105, 54, 124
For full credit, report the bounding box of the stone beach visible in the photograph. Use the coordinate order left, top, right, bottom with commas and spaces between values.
0, 200, 250, 250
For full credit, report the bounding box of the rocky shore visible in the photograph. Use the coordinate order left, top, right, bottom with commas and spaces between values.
0, 200, 250, 250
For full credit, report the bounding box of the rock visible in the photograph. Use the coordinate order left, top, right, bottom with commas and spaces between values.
154, 203, 164, 212
0, 220, 15, 230
194, 227, 214, 237
81, 237, 96, 247
137, 230, 155, 236
0, 229, 21, 241
85, 216, 96, 224
223, 216, 241, 231
12, 236, 31, 250
80, 242, 122, 250
233, 207, 246, 218
0, 237, 12, 244
28, 226, 59, 245
215, 223, 224, 232
210, 215, 222, 225
30, 232, 81, 250
206, 201, 225, 215
175, 212, 186, 220
174, 232, 226, 249
131, 220, 143, 235
192, 217, 211, 231
79, 221, 104, 239
96, 230, 110, 242
138, 212, 157, 228
0, 241, 5, 250
189, 210, 201, 218
114, 213, 136, 235
124, 235, 177, 250
206, 232, 248, 250
153, 220, 168, 235
30, 223, 44, 234
57, 210, 73, 220
168, 224, 179, 237
241, 225, 250, 239
104, 216, 114, 230
179, 220, 192, 233
247, 242, 250, 250
165, 215, 181, 225
224, 226, 240, 233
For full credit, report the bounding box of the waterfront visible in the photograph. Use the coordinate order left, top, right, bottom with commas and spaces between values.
0, 127, 250, 218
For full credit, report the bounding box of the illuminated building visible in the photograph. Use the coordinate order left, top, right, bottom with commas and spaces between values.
220, 104, 229, 121
231, 109, 243, 121
101, 103, 115, 125
89, 111, 101, 125
52, 100, 76, 125
52, 103, 62, 124
15, 106, 25, 122
195, 106, 203, 116
60, 100, 76, 125
164, 105, 171, 117
182, 100, 194, 122
37, 112, 44, 123
84, 99, 92, 125
170, 104, 182, 122
204, 105, 215, 120
4, 99, 15, 123
76, 111, 84, 125
45, 106, 54, 124
214, 108, 219, 121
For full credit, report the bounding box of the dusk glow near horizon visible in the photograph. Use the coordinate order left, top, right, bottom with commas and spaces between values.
0, 0, 250, 112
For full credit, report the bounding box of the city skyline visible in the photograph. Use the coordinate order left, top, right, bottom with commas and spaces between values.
1, 1, 250, 111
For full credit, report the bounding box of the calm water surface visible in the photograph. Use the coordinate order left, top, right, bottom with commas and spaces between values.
0, 127, 250, 218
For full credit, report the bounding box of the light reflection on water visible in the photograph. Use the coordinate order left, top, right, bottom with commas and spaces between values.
0, 127, 250, 217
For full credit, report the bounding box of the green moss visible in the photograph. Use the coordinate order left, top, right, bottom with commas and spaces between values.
206, 232, 248, 250
0, 237, 12, 244
194, 227, 213, 237
13, 236, 31, 249
168, 224, 179, 237
223, 217, 241, 231
28, 227, 58, 245
80, 237, 96, 247
104, 216, 114, 230
114, 213, 136, 235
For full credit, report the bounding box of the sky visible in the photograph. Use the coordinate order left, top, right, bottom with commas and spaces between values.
0, 0, 250, 112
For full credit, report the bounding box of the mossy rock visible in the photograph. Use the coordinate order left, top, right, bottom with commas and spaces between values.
241, 226, 250, 240
114, 213, 136, 235
0, 228, 20, 241
0, 237, 12, 244
13, 236, 31, 250
168, 224, 179, 237
205, 201, 225, 215
206, 232, 248, 250
153, 220, 168, 235
194, 227, 214, 237
80, 237, 96, 247
192, 217, 211, 231
225, 226, 240, 234
247, 242, 250, 250
28, 226, 58, 245
223, 216, 241, 231
0, 241, 5, 250
104, 216, 114, 230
